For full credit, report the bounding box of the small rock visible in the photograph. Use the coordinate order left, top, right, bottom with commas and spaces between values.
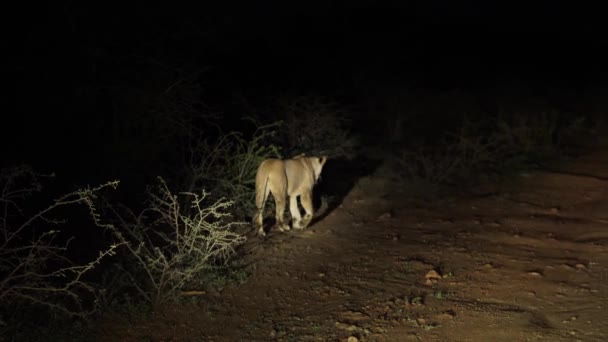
347, 337, 359, 342
527, 271, 543, 277
435, 311, 456, 321
575, 263, 587, 270
335, 322, 359, 331
377, 211, 393, 221
410, 296, 424, 305
424, 269, 442, 285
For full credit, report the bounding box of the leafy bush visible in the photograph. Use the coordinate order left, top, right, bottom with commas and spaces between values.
101, 177, 246, 307
277, 95, 357, 159
179, 117, 282, 219
0, 166, 120, 335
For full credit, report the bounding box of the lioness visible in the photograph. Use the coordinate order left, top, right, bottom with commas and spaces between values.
253, 154, 327, 236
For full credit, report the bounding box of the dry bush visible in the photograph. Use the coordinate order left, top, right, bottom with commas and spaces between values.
491, 111, 569, 165
102, 177, 246, 307
396, 111, 588, 185
397, 124, 494, 184
0, 166, 120, 331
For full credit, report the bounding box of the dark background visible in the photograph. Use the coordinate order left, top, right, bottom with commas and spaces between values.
2, 1, 607, 190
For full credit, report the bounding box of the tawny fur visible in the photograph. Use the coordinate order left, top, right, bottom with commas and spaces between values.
253, 155, 327, 236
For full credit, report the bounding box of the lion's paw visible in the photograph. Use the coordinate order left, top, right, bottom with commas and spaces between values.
277, 223, 291, 232
299, 215, 312, 229
293, 220, 305, 230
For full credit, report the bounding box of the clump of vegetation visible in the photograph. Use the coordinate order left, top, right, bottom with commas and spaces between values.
277, 95, 358, 159
397, 124, 494, 185
491, 110, 586, 168
395, 110, 589, 186
178, 117, 283, 220
0, 166, 120, 338
0, 161, 252, 337
100, 177, 246, 308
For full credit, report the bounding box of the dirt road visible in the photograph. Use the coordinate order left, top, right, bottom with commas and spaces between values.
99, 143, 608, 341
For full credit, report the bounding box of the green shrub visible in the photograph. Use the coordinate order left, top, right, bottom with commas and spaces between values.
179, 117, 282, 219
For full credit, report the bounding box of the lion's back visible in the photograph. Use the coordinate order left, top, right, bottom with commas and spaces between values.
256, 159, 287, 186
256, 157, 315, 196
284, 158, 314, 195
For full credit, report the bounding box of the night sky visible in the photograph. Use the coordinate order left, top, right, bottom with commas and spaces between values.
2, 1, 607, 186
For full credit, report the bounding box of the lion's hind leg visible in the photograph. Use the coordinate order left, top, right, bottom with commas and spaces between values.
270, 178, 290, 233
299, 191, 314, 229
254, 210, 266, 236
290, 194, 304, 230
254, 177, 271, 237
254, 209, 267, 237
274, 193, 290, 232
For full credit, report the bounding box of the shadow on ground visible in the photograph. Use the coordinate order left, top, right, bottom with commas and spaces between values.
312, 154, 383, 225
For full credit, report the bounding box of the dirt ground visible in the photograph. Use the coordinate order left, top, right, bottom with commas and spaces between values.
96, 141, 608, 341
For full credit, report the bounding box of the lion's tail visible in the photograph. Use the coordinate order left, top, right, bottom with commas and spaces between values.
255, 165, 270, 212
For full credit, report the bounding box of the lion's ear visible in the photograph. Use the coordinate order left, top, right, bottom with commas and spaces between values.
319, 157, 327, 166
